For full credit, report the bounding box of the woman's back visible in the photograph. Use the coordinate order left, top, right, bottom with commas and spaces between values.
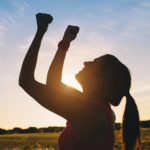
58, 100, 115, 150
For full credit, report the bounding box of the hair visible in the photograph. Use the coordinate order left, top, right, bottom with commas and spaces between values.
99, 54, 141, 150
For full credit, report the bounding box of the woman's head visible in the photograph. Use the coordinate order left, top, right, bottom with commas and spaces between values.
76, 54, 141, 149
76, 54, 131, 105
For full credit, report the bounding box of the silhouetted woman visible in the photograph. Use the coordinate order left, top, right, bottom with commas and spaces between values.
19, 13, 141, 150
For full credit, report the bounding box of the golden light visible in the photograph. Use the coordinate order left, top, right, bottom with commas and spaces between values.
62, 75, 82, 92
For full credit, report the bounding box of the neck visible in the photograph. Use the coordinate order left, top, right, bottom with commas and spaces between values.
82, 87, 109, 105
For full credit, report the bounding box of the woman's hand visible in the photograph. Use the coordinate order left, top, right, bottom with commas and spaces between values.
36, 13, 53, 33
62, 25, 80, 43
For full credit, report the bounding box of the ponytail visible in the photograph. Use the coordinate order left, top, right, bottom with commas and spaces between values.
122, 93, 141, 150
98, 54, 141, 149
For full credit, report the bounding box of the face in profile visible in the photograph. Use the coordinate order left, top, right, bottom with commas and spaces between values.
75, 54, 129, 106
75, 57, 104, 87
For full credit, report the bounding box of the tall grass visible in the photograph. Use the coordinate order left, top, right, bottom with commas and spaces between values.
0, 129, 150, 150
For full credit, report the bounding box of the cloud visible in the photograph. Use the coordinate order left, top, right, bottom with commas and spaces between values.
11, 0, 30, 16
17, 36, 33, 53
140, 2, 150, 7
0, 10, 18, 25
133, 83, 150, 94
0, 0, 30, 31
0, 25, 6, 31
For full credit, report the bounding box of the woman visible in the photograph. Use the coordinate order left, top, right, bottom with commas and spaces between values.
19, 13, 141, 150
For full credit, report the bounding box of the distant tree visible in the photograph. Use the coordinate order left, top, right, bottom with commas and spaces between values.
38, 126, 64, 133
0, 128, 7, 134
7, 129, 14, 134
1, 120, 149, 135
140, 120, 150, 128
12, 127, 23, 133
48, 127, 55, 132
25, 127, 39, 133
44, 127, 54, 132
55, 127, 64, 132
39, 127, 46, 133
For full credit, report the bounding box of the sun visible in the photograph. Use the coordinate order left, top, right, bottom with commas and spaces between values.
62, 76, 82, 92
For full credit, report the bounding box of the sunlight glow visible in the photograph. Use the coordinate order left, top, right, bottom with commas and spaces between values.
0, 0, 150, 129
62, 75, 82, 92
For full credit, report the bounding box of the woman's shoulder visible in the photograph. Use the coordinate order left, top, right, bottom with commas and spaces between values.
70, 101, 110, 142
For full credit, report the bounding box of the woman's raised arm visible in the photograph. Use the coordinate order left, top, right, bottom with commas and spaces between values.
46, 25, 79, 86
19, 13, 53, 86
46, 25, 83, 98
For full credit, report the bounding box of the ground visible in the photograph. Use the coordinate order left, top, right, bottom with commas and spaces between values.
0, 128, 150, 150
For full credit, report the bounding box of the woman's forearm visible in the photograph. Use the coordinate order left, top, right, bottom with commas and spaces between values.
46, 44, 68, 86
46, 25, 79, 86
19, 30, 45, 85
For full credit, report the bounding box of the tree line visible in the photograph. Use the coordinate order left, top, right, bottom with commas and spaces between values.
0, 120, 149, 134
0, 126, 64, 134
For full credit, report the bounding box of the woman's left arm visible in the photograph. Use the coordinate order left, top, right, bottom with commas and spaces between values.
46, 26, 79, 85
46, 25, 83, 98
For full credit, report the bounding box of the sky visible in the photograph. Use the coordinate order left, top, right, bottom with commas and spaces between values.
0, 0, 150, 129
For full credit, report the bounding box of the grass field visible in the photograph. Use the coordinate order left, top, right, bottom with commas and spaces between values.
0, 128, 149, 150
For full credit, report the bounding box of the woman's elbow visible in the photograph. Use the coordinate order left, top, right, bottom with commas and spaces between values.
19, 77, 27, 89
19, 71, 26, 87
18, 76, 33, 89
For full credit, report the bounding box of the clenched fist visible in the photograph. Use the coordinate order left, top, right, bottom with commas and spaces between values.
62, 25, 80, 43
36, 13, 53, 33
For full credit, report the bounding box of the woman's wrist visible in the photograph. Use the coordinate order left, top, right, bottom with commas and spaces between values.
62, 37, 71, 43
58, 40, 70, 51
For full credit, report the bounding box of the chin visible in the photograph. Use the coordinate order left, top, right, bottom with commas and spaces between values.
75, 72, 80, 82
75, 72, 83, 85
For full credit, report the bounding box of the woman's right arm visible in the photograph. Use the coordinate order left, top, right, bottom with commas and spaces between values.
19, 13, 53, 86
18, 13, 87, 121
